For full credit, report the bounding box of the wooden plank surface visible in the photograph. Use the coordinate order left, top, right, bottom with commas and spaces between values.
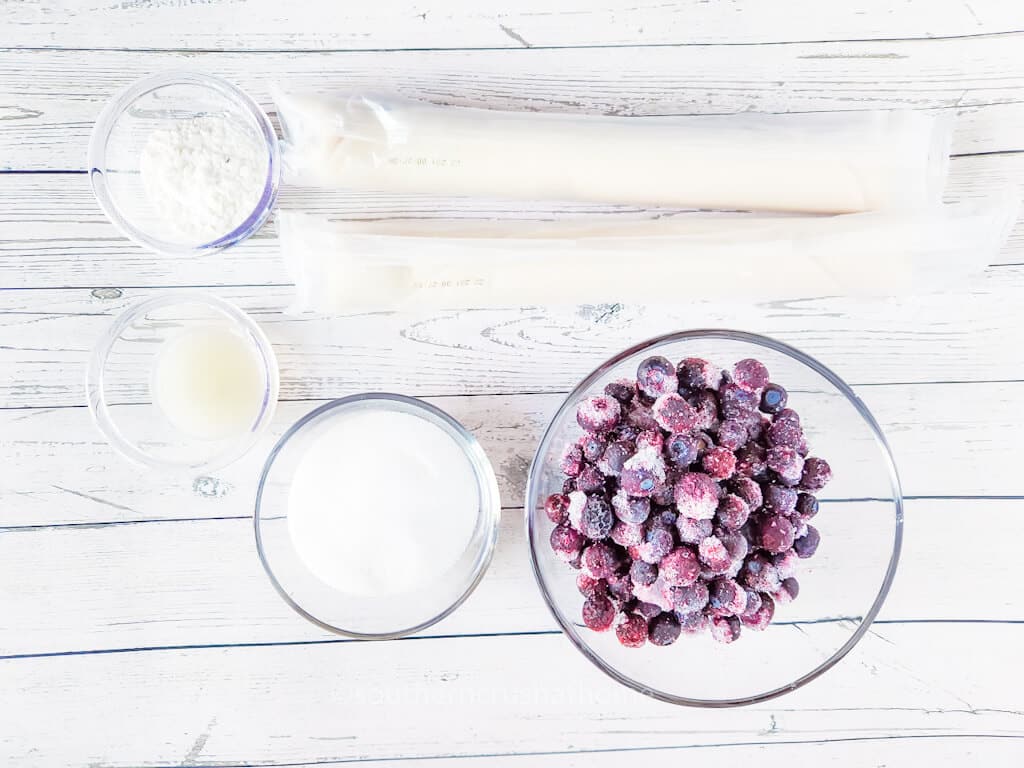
2, 34, 1024, 172
3, 0, 1021, 51
3, 2, 1023, 765
3, 625, 1023, 766
1, 381, 1022, 528
0, 499, 1017, 657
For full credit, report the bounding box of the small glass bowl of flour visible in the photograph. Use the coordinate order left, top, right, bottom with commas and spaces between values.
89, 71, 279, 254
255, 394, 502, 639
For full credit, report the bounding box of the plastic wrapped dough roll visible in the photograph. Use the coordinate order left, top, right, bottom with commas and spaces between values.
274, 89, 952, 214
277, 194, 1019, 313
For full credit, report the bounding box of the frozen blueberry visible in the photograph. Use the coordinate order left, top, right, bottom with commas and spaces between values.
576, 464, 606, 494
651, 475, 677, 507
674, 472, 720, 520
710, 615, 742, 644
794, 524, 820, 558
630, 559, 658, 587
716, 419, 748, 451
676, 515, 714, 545
659, 546, 700, 587
562, 477, 577, 495
636, 356, 679, 399
772, 548, 800, 580
627, 404, 660, 431
688, 390, 720, 431
560, 443, 584, 477
576, 573, 606, 599
698, 535, 732, 574
650, 392, 697, 434
544, 493, 570, 525
708, 577, 747, 617
774, 577, 800, 605
759, 514, 796, 554
620, 448, 667, 498
615, 613, 648, 648
634, 600, 663, 621
582, 542, 622, 579
582, 594, 617, 631
608, 423, 638, 445
762, 483, 798, 516
734, 443, 768, 479
719, 382, 759, 419
638, 525, 675, 565
766, 418, 803, 450
741, 553, 783, 593
576, 395, 621, 434
677, 358, 719, 391
579, 434, 608, 464
759, 383, 788, 414
702, 446, 737, 480
742, 411, 771, 443
677, 609, 709, 635
730, 477, 763, 511
666, 434, 701, 467
611, 520, 644, 548
800, 457, 833, 491
597, 441, 633, 477
732, 359, 769, 392
604, 379, 636, 405
606, 571, 634, 603
717, 529, 749, 563
565, 551, 582, 570
741, 593, 775, 631
668, 581, 709, 614
612, 489, 650, 525
767, 445, 805, 486
648, 613, 682, 646
634, 430, 664, 454
716, 494, 750, 530
739, 589, 763, 621
796, 492, 819, 520
579, 496, 614, 540
775, 408, 801, 426
550, 525, 584, 562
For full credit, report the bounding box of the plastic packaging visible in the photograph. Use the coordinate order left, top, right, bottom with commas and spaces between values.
277, 193, 1019, 313
274, 89, 952, 214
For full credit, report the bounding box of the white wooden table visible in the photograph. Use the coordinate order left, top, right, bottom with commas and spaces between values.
2, 2, 1023, 765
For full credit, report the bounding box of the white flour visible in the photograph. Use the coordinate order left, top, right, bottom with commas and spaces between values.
286, 408, 479, 597
140, 115, 266, 244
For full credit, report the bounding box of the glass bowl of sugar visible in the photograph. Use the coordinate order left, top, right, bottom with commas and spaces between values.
88, 71, 280, 256
86, 291, 279, 472
255, 394, 502, 639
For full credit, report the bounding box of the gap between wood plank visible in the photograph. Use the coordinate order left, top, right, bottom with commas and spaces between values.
3, 28, 1023, 55
2, 619, 1022, 664
137, 733, 1024, 768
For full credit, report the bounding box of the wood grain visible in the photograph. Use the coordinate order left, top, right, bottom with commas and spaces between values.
2, 0, 1020, 51
1, 35, 1024, 171
0, 499, 1016, 657
3, 625, 1022, 766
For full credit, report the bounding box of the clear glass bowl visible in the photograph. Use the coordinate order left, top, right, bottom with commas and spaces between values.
88, 71, 279, 255
86, 291, 279, 472
525, 329, 903, 706
255, 394, 502, 639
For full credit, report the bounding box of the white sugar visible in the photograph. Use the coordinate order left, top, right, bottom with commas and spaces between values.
286, 408, 479, 597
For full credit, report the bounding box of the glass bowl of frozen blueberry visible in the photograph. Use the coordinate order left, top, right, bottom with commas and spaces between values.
525, 329, 903, 706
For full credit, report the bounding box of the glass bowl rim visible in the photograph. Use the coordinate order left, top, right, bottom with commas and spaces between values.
253, 392, 503, 641
523, 328, 904, 707
85, 290, 280, 473
87, 69, 281, 257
